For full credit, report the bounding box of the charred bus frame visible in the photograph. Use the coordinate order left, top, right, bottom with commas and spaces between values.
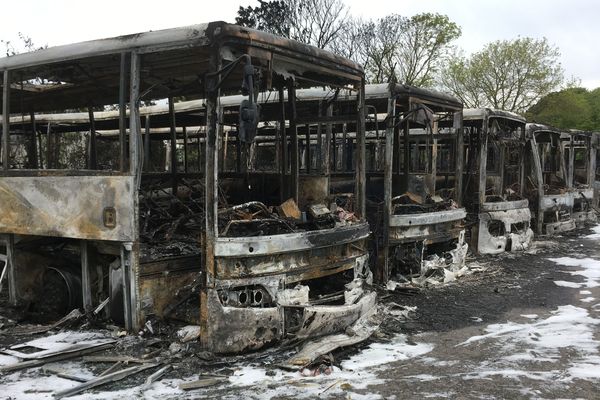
376, 84, 466, 282
0, 22, 373, 353
525, 123, 576, 235
463, 109, 534, 254
564, 129, 597, 226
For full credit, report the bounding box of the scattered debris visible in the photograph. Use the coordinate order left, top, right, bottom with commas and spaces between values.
140, 364, 172, 391
1, 335, 115, 372
82, 355, 152, 364
6, 308, 84, 336
42, 366, 89, 382
277, 285, 310, 306
93, 297, 110, 315
278, 198, 302, 220
99, 361, 123, 376
385, 303, 418, 319
54, 363, 159, 399
177, 325, 202, 343
282, 303, 381, 370
179, 375, 228, 390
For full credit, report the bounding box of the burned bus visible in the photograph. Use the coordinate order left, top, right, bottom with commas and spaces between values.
0, 22, 374, 353
565, 130, 597, 226
463, 109, 534, 254
525, 123, 576, 235
371, 84, 467, 282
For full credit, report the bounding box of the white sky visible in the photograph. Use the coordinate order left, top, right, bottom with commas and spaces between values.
1, 0, 597, 89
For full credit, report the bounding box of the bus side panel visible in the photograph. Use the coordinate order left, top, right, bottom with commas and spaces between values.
0, 176, 135, 241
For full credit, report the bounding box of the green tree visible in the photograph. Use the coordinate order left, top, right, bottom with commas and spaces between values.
526, 87, 600, 131
441, 37, 564, 113
235, 0, 290, 38
334, 13, 461, 86
526, 88, 593, 130
395, 13, 461, 87
589, 87, 600, 130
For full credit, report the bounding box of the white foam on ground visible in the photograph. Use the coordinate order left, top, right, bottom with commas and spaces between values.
580, 297, 596, 303
548, 257, 600, 288
402, 374, 440, 381
566, 354, 600, 380
0, 353, 20, 367
460, 305, 600, 383
419, 357, 458, 367
224, 365, 383, 399
520, 314, 538, 319
584, 225, 600, 239
462, 368, 557, 381
211, 333, 433, 399
0, 331, 121, 400
554, 280, 582, 288
0, 333, 432, 400
342, 334, 434, 370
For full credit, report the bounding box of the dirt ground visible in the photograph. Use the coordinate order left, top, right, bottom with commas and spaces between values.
1, 227, 600, 399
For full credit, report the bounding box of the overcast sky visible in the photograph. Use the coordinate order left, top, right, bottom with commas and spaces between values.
1, 0, 597, 89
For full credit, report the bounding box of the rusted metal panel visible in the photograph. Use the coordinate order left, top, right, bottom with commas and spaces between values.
389, 208, 466, 227
216, 242, 367, 282
205, 289, 282, 353
481, 199, 529, 212
200, 49, 221, 349
388, 207, 466, 245
204, 254, 373, 353
214, 222, 369, 258
139, 269, 200, 321
0, 176, 135, 241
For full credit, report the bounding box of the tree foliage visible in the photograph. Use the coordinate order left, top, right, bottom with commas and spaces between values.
235, 3, 460, 86
235, 0, 349, 49
441, 37, 564, 113
526, 87, 600, 131
395, 13, 461, 87
331, 13, 460, 86
235, 0, 290, 38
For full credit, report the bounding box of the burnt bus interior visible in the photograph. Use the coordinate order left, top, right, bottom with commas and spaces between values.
378, 85, 465, 281
463, 113, 527, 210
462, 110, 533, 254
525, 124, 575, 234
0, 22, 372, 352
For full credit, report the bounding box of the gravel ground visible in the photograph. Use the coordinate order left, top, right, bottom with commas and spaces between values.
1, 227, 600, 399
